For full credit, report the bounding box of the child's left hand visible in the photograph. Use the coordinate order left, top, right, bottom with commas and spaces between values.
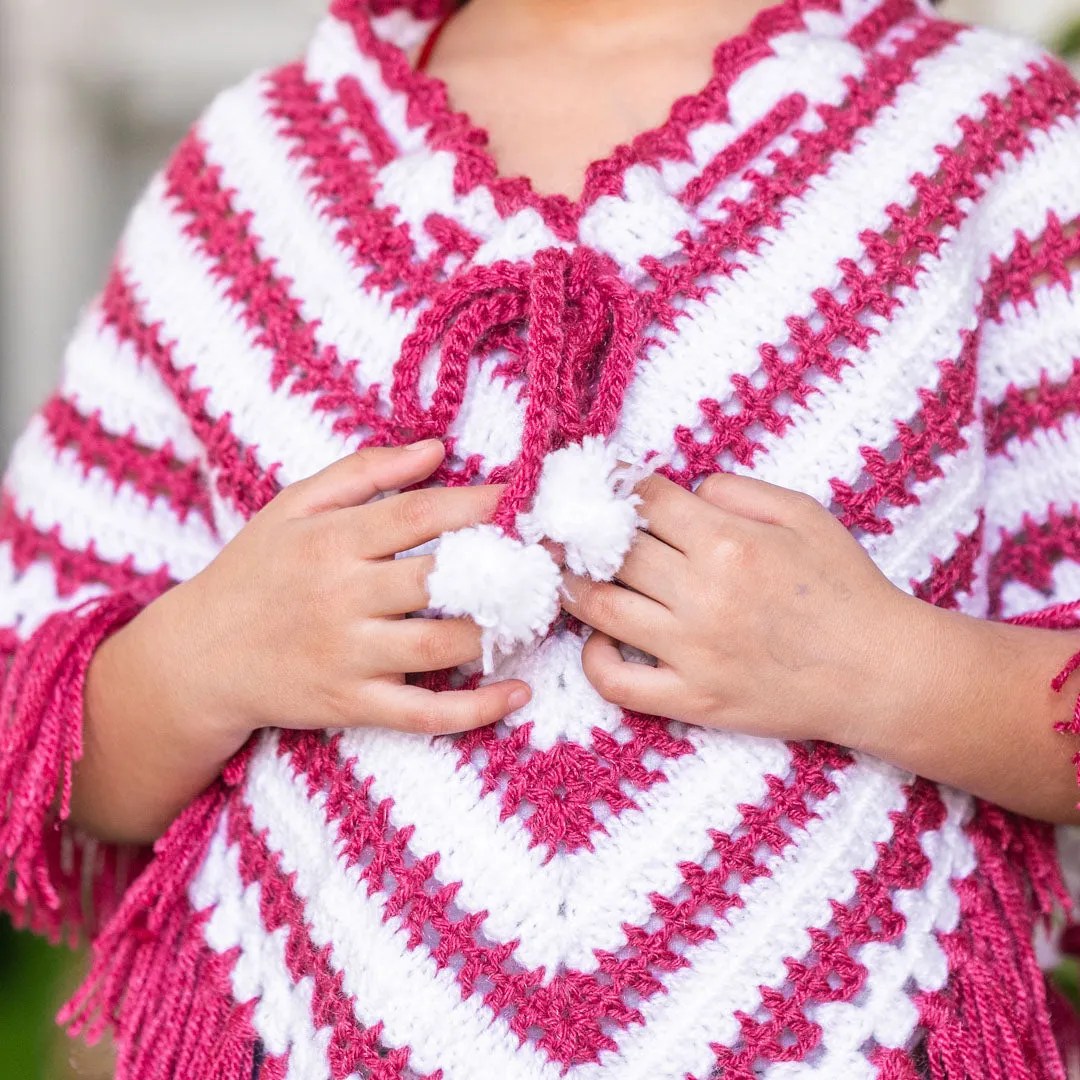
560, 471, 923, 747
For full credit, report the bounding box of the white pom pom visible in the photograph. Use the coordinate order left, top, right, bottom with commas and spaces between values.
519, 437, 644, 580
427, 524, 561, 671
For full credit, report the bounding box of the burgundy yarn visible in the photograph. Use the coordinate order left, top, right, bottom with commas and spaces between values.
390, 247, 644, 534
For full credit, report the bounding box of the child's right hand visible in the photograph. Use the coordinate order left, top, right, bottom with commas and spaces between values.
181, 439, 530, 738
76, 440, 529, 843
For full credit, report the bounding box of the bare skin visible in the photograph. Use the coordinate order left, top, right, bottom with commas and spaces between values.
560, 474, 1080, 825
72, 0, 1080, 845
420, 0, 769, 199
76, 443, 530, 842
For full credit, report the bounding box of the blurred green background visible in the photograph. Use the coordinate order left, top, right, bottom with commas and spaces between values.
0, 917, 92, 1080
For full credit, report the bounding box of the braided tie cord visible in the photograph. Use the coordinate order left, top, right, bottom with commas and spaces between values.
390, 246, 644, 533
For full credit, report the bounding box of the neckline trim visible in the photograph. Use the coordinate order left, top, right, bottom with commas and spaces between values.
330, 0, 904, 240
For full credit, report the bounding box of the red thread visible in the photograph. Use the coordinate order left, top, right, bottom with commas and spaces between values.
264, 65, 460, 307
336, 75, 400, 169
912, 514, 985, 610
847, 0, 917, 49
681, 92, 808, 207
228, 797, 441, 1080
1002, 597, 1080, 794
823, 61, 1079, 532
645, 17, 959, 312
983, 209, 1080, 323
455, 711, 695, 855
698, 780, 946, 1079
331, 0, 844, 236
989, 505, 1080, 611
980, 212, 1080, 451
164, 133, 394, 444
659, 19, 963, 488
692, 58, 1078, 506
61, 745, 257, 1079
830, 332, 979, 535
985, 359, 1080, 455
910, 804, 1068, 1080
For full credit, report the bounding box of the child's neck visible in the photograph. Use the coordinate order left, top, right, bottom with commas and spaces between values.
421, 0, 776, 200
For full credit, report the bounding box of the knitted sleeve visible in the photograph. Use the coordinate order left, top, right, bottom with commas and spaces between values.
977, 79, 1080, 780
0, 286, 221, 944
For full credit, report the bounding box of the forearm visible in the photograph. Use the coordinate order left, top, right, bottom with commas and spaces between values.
73, 584, 245, 845
849, 597, 1080, 825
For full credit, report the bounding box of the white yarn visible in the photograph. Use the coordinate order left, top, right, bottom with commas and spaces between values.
426, 523, 562, 670
518, 438, 645, 581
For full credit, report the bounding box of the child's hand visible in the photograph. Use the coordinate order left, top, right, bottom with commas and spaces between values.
177, 440, 531, 741
77, 440, 530, 842
560, 472, 917, 747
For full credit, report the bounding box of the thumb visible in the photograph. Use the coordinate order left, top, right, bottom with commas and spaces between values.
283, 440, 446, 515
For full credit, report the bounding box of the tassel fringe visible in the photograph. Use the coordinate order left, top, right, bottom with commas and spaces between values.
917, 803, 1069, 1080
0, 594, 144, 938
0, 589, 257, 1076
60, 747, 256, 1079
1007, 599, 1080, 784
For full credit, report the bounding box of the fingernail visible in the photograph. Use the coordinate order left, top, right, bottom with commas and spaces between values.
508, 688, 531, 711
405, 438, 441, 453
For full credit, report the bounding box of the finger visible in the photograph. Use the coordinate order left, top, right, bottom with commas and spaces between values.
284, 441, 446, 515
580, 630, 682, 715
373, 616, 486, 674
363, 679, 531, 736
615, 530, 688, 607
344, 483, 505, 558
560, 573, 671, 656
635, 473, 732, 553
365, 555, 436, 617
695, 471, 820, 526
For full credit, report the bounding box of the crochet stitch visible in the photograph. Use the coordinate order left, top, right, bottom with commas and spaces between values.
3, 0, 1080, 1076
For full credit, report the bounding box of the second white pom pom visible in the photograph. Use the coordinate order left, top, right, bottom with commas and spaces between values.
519, 437, 643, 580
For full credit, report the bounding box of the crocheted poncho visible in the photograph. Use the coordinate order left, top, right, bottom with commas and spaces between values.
4, 0, 1080, 1076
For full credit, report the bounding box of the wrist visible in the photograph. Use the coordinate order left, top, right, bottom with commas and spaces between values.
75, 584, 248, 843
831, 590, 957, 766
141, 577, 255, 752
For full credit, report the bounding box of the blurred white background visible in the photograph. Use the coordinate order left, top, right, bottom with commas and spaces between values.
1, 0, 1078, 457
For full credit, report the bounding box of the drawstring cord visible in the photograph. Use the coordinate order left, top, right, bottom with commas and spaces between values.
390, 247, 643, 534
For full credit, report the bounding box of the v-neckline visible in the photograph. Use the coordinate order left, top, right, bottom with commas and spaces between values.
337, 0, 849, 242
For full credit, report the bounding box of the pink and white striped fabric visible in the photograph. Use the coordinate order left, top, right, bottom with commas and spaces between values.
3, 0, 1080, 1076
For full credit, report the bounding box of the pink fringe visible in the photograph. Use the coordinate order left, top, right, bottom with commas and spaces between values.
59, 747, 256, 1080
926, 587, 1080, 1076
1007, 598, 1080, 799
0, 589, 257, 1077
913, 804, 1069, 1080
0, 593, 144, 937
